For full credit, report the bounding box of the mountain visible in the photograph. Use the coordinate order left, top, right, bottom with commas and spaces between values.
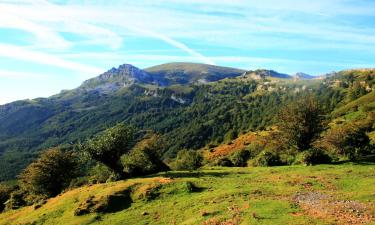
293, 72, 315, 79
79, 64, 158, 92
0, 62, 374, 181
145, 62, 245, 85
241, 69, 292, 79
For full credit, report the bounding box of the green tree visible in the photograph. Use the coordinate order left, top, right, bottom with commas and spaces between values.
83, 123, 135, 179
18, 148, 78, 197
276, 95, 326, 151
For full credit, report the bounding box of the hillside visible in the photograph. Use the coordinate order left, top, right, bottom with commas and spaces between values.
0, 64, 374, 181
0, 164, 374, 225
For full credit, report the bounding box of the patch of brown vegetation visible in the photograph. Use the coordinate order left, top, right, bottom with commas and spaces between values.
205, 132, 258, 160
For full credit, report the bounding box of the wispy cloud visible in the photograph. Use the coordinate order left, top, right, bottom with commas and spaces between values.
0, 44, 103, 74
0, 0, 375, 103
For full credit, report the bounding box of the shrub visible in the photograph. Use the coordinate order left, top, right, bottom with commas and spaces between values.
294, 148, 332, 165
18, 148, 78, 198
319, 120, 373, 160
251, 150, 283, 167
88, 163, 118, 184
230, 149, 251, 167
245, 142, 264, 159
121, 134, 169, 177
170, 150, 203, 171
211, 158, 233, 167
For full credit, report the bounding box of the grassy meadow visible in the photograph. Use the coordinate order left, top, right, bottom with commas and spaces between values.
1, 163, 374, 225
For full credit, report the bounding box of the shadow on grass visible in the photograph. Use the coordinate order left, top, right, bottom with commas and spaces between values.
159, 171, 230, 179
330, 157, 375, 166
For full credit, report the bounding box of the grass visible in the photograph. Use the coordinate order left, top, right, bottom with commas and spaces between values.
0, 164, 374, 225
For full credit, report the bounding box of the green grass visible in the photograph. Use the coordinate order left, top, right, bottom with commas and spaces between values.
0, 164, 374, 225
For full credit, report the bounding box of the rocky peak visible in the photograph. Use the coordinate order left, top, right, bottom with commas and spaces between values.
242, 69, 292, 79
80, 64, 155, 92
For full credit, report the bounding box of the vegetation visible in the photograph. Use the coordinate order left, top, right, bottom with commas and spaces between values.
0, 65, 375, 223
0, 164, 374, 224
121, 133, 170, 177
82, 124, 135, 179
170, 149, 203, 171
276, 95, 326, 151
18, 148, 78, 198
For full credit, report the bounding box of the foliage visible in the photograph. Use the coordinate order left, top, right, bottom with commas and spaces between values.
0, 183, 15, 212
0, 68, 368, 180
229, 149, 251, 167
18, 148, 78, 198
88, 163, 118, 184
251, 150, 283, 167
211, 158, 233, 167
4, 189, 27, 211
319, 121, 373, 160
170, 150, 203, 170
121, 133, 170, 177
82, 123, 135, 179
294, 148, 332, 165
276, 95, 326, 151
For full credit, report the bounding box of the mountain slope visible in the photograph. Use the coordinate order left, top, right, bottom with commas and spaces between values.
145, 62, 245, 85
0, 63, 373, 181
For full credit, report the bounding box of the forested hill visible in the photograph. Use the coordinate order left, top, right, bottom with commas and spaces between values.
0, 63, 374, 181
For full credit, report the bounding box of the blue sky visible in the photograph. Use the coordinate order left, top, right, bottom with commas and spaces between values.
1, 0, 375, 104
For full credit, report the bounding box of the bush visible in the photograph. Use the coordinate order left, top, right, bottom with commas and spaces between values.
294, 148, 332, 165
319, 121, 373, 160
230, 149, 251, 167
121, 134, 169, 177
251, 150, 283, 167
245, 142, 264, 159
18, 148, 78, 198
88, 163, 118, 184
170, 150, 203, 171
211, 158, 233, 167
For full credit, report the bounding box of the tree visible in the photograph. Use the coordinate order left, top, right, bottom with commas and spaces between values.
18, 148, 78, 197
83, 123, 135, 179
121, 133, 170, 177
276, 95, 326, 151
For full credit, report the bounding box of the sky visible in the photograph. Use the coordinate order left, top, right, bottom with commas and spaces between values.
1, 0, 375, 104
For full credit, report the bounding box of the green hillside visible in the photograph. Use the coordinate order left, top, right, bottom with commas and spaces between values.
0, 164, 374, 225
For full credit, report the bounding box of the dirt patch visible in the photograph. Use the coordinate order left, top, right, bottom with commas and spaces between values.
293, 191, 374, 224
